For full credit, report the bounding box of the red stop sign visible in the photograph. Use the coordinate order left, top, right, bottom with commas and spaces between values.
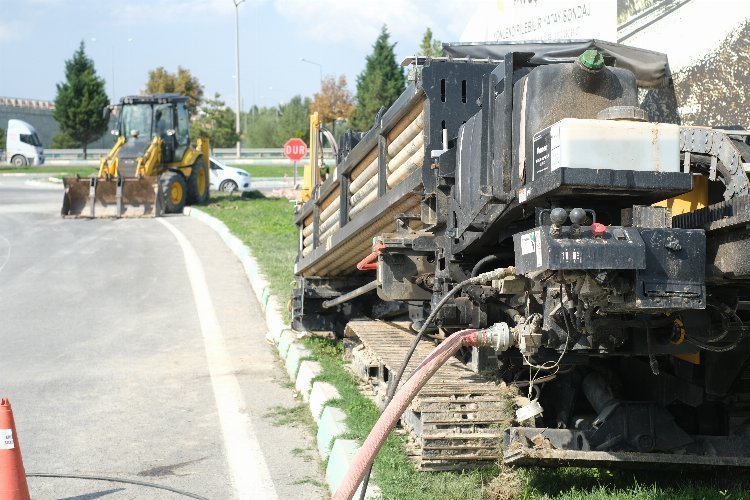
284, 138, 308, 161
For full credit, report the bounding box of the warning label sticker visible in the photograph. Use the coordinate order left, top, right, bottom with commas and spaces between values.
535, 229, 543, 267
532, 129, 551, 181
1, 429, 14, 450
520, 232, 536, 255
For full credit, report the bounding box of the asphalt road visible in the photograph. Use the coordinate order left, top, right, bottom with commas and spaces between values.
0, 175, 324, 499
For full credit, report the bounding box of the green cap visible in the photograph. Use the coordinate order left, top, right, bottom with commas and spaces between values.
579, 49, 604, 70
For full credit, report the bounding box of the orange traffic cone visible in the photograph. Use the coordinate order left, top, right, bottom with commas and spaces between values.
0, 398, 30, 500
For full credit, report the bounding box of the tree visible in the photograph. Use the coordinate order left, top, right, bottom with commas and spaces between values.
276, 95, 311, 145
352, 25, 405, 131
244, 106, 279, 148
53, 41, 110, 159
420, 28, 442, 57
240, 95, 311, 148
0, 127, 5, 152
51, 130, 79, 149
310, 75, 356, 128
190, 93, 238, 148
144, 66, 204, 114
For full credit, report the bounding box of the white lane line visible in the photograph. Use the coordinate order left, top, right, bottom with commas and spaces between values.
0, 234, 11, 275
159, 218, 278, 500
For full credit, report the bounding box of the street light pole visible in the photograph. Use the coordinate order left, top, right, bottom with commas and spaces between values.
233, 0, 245, 159
300, 58, 323, 86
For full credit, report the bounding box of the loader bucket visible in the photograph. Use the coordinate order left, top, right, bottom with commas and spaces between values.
61, 176, 162, 218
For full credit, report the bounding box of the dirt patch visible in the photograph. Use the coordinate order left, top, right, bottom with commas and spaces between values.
486, 465, 522, 500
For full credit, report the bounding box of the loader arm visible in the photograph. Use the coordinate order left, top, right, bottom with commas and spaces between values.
136, 136, 163, 177
98, 136, 126, 178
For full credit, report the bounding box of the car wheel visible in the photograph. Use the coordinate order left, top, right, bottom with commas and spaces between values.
11, 155, 27, 167
160, 171, 188, 213
219, 179, 238, 193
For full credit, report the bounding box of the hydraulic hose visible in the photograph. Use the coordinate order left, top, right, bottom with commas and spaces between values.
356, 266, 516, 499
470, 253, 511, 278
386, 266, 516, 402
334, 328, 498, 500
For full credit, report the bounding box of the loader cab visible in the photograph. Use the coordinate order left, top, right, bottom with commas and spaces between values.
113, 94, 190, 164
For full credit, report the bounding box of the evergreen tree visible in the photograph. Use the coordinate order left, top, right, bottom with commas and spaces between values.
244, 106, 280, 148
420, 28, 442, 57
190, 93, 238, 148
275, 95, 311, 145
352, 25, 405, 131
53, 41, 110, 159
50, 130, 79, 149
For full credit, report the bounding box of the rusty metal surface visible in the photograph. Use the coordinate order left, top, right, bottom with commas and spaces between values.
504, 426, 750, 469
504, 446, 750, 469
347, 320, 510, 470
62, 177, 161, 218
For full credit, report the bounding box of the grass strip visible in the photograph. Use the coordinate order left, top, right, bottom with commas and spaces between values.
201, 192, 297, 310
0, 166, 98, 176
243, 165, 296, 178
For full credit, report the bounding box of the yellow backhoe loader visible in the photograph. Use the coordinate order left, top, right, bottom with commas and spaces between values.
61, 93, 210, 218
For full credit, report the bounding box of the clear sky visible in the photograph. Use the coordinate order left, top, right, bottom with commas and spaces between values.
0, 0, 484, 110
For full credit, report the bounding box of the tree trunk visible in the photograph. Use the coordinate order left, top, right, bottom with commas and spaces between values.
83, 143, 87, 160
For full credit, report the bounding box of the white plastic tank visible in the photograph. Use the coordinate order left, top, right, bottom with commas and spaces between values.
531, 118, 679, 181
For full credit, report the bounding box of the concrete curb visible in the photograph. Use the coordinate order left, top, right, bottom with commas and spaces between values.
295, 361, 323, 401
317, 406, 348, 460
285, 344, 313, 380
184, 207, 380, 498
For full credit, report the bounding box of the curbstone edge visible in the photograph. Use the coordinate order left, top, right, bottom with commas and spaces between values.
295, 361, 323, 401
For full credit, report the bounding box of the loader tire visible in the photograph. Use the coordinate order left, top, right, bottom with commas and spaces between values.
187, 157, 210, 205
160, 171, 188, 214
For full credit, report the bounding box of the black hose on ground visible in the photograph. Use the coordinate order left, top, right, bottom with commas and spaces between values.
26, 473, 208, 499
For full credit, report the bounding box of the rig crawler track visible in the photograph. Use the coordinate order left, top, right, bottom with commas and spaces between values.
346, 320, 511, 470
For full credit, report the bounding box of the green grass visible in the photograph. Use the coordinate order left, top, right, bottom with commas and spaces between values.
517, 467, 750, 500
202, 193, 750, 500
243, 164, 297, 178
0, 165, 98, 176
264, 403, 316, 433
201, 192, 297, 309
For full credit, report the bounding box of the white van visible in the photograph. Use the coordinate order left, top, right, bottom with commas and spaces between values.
6, 119, 44, 166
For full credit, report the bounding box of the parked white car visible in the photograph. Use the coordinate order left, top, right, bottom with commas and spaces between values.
209, 157, 251, 193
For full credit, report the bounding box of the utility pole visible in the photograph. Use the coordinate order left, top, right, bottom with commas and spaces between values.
233, 0, 245, 159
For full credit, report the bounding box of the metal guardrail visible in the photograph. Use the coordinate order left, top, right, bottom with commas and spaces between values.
39, 147, 334, 166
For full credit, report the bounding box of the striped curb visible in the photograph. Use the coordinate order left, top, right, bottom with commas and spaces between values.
309, 381, 342, 424
277, 330, 297, 359
185, 207, 380, 498
317, 406, 348, 460
285, 344, 313, 379
295, 361, 323, 401
326, 439, 380, 499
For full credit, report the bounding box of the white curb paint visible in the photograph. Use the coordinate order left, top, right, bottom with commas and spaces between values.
158, 218, 277, 500
326, 439, 380, 499
285, 344, 313, 379
309, 382, 342, 424
317, 406, 349, 460
295, 361, 323, 401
